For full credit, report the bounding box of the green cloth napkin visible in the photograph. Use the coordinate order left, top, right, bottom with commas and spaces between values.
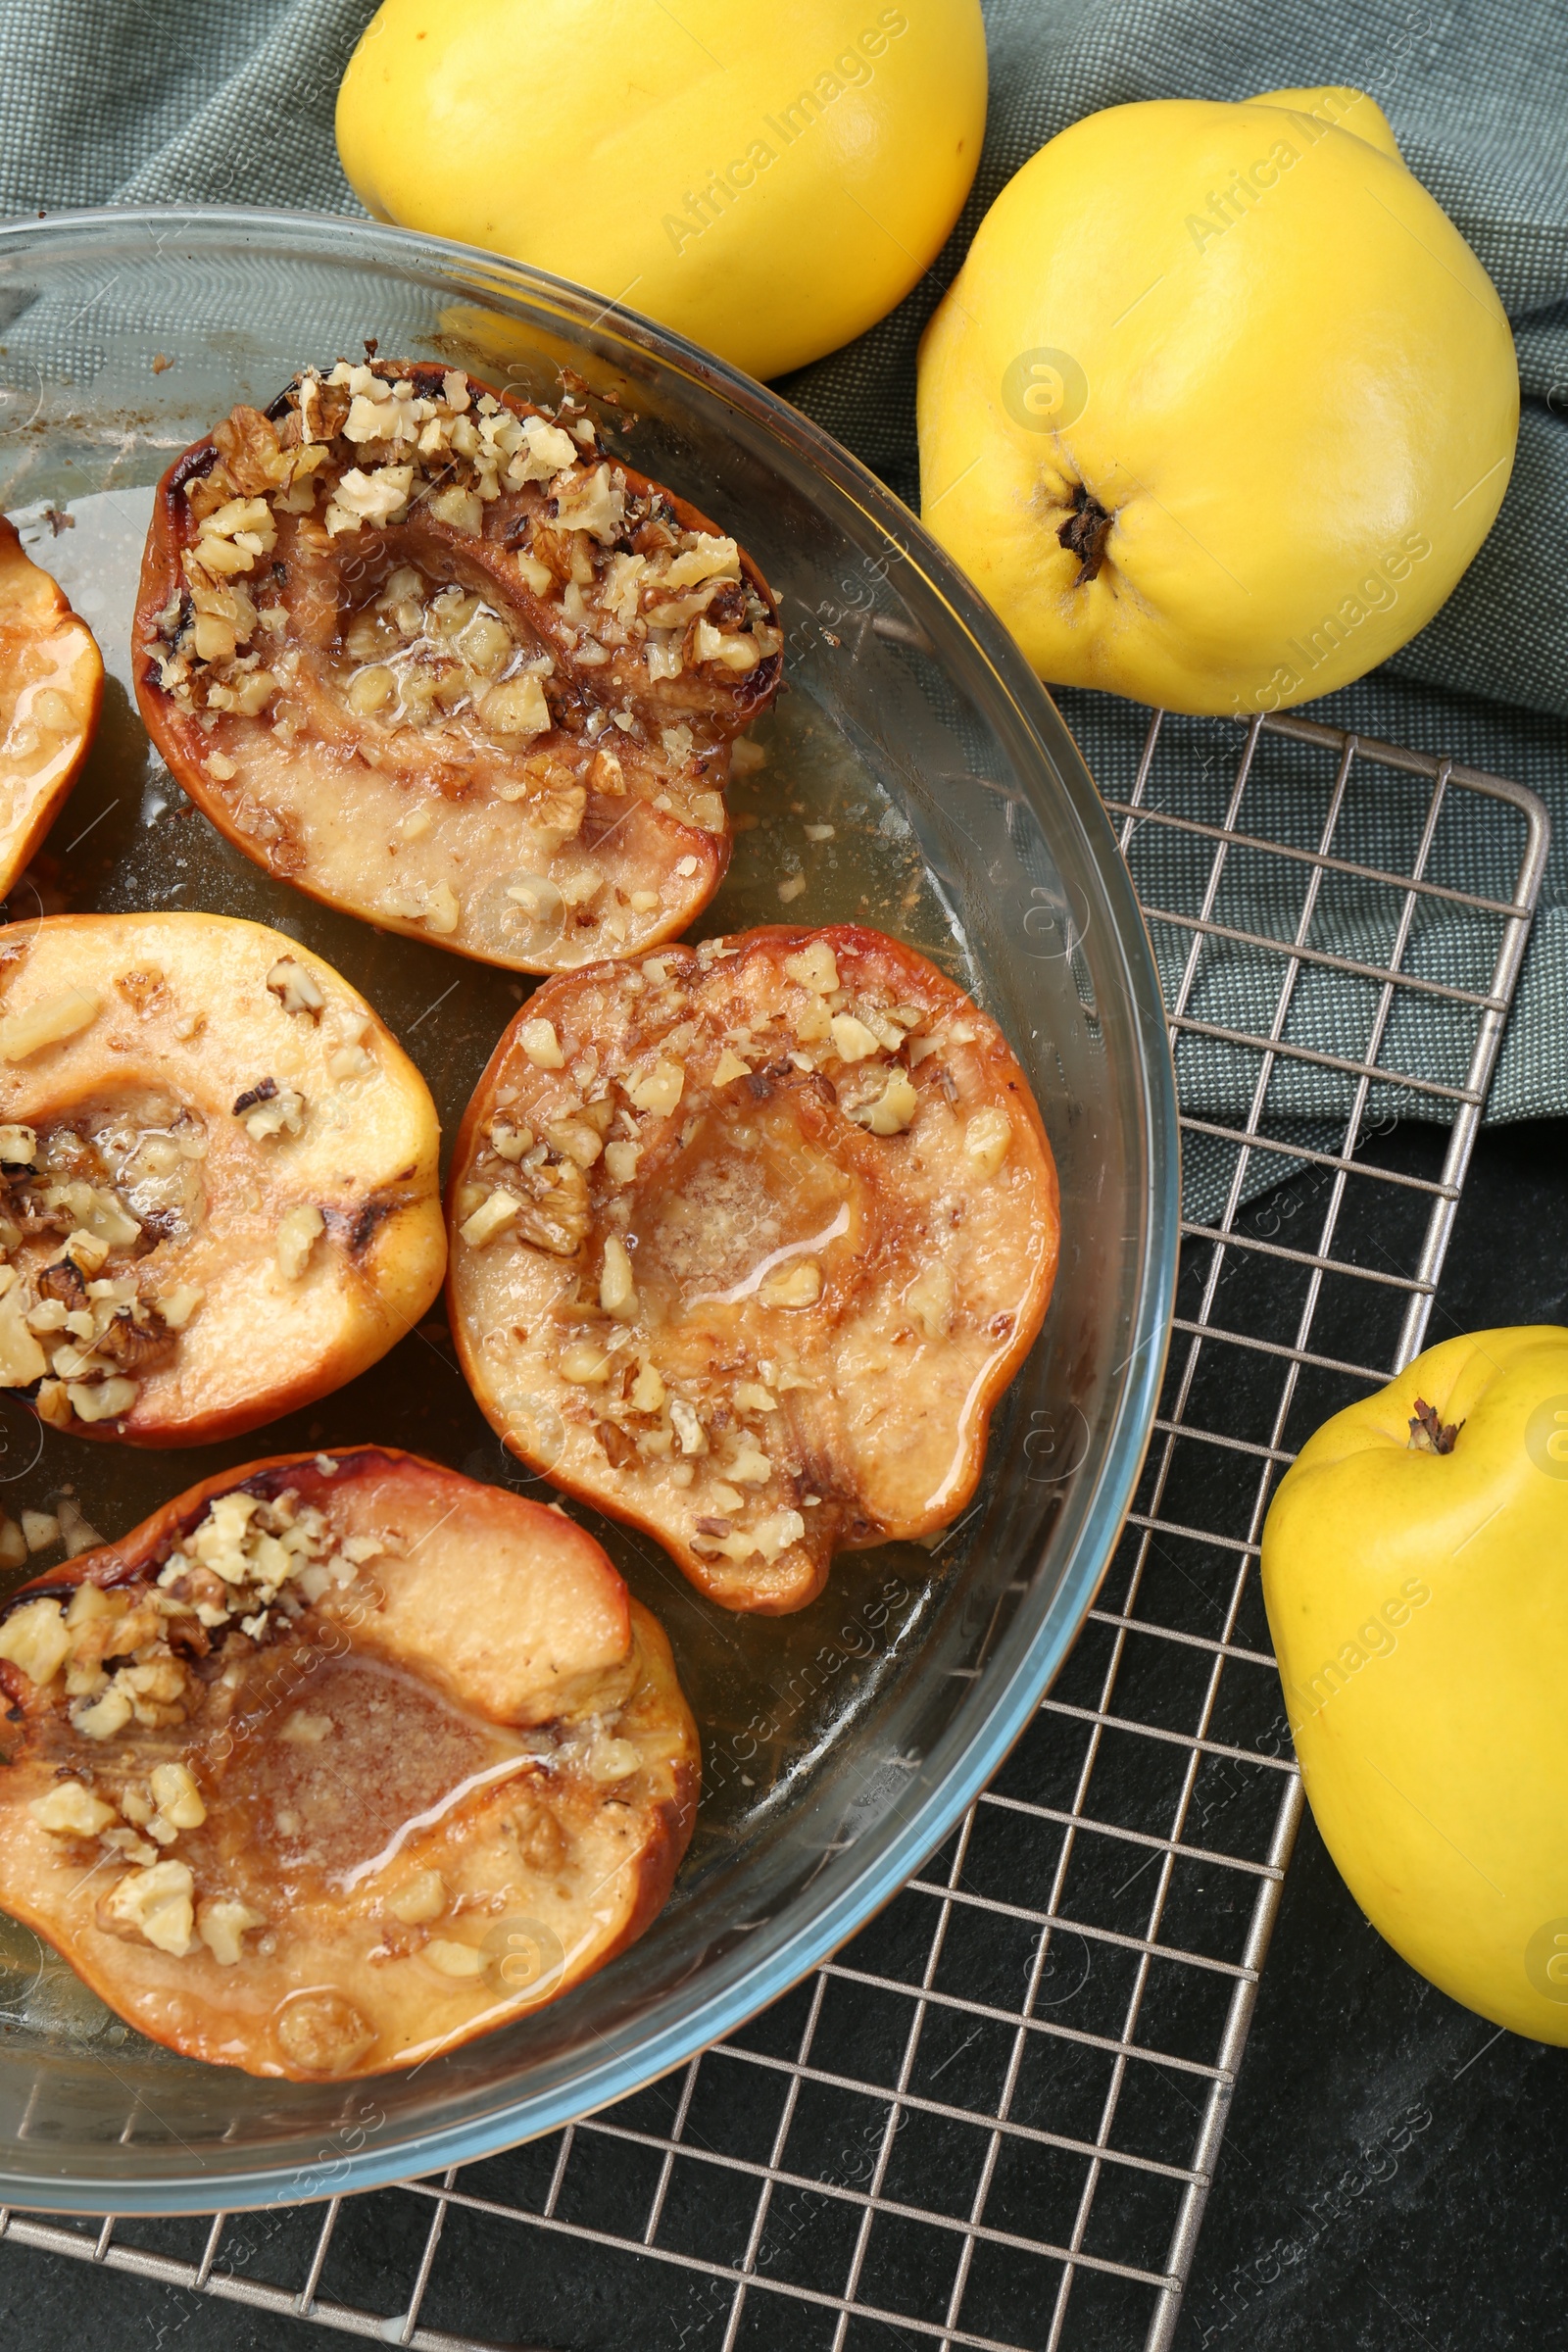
3, 0, 1563, 1128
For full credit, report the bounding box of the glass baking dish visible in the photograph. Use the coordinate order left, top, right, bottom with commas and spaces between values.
0, 207, 1177, 2210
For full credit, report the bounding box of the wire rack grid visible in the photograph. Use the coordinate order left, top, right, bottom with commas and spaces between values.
0, 710, 1548, 2352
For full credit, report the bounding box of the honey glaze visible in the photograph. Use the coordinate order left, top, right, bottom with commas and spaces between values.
0, 1448, 698, 2078
220, 1655, 519, 1882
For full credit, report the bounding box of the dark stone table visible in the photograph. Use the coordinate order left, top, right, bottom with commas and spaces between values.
1173, 1118, 1568, 2352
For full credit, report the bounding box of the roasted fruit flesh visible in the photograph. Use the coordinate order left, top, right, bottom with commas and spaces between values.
0, 911, 445, 1445
132, 363, 783, 970
0, 1448, 698, 2078
0, 515, 103, 900
447, 925, 1060, 1612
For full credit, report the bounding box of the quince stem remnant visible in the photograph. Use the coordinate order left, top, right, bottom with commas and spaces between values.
1056, 484, 1114, 585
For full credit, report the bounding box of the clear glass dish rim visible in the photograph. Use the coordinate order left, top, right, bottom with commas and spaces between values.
0, 203, 1180, 2212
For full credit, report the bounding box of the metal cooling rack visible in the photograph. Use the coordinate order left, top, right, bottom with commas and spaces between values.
0, 711, 1548, 2352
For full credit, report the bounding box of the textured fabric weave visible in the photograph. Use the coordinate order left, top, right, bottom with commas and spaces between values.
3, 0, 1563, 1122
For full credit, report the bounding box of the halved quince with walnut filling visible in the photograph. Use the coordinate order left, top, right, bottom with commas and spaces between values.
448, 926, 1060, 1613
0, 1448, 697, 2078
0, 514, 103, 897
0, 910, 444, 1444
131, 362, 782, 971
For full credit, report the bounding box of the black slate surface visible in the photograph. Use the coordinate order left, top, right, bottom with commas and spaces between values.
3, 1117, 1565, 2352
1174, 1117, 1568, 2352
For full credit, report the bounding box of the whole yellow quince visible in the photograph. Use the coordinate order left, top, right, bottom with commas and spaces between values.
917, 86, 1518, 716
337, 0, 986, 383
1262, 1328, 1568, 2042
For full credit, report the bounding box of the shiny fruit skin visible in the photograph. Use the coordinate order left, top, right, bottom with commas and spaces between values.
336, 0, 986, 382
1262, 1328, 1568, 2042
917, 86, 1518, 716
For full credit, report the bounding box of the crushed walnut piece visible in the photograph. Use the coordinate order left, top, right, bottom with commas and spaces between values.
233, 1075, 307, 1142
266, 956, 324, 1019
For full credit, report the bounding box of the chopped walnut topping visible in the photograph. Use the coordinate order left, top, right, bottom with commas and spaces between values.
149, 1759, 206, 1829
267, 956, 324, 1019
849, 1068, 918, 1136
668, 1397, 708, 1455
760, 1259, 823, 1309
627, 1058, 684, 1116
103, 1857, 195, 1955
560, 1339, 612, 1385
0, 1110, 194, 1421
326, 1014, 376, 1083
0, 1596, 73, 1687
461, 1189, 519, 1249
234, 1077, 307, 1142
600, 1235, 637, 1318
698, 1507, 808, 1567
906, 1262, 956, 1341
964, 1107, 1012, 1177
29, 1778, 116, 1838
275, 1201, 324, 1281
545, 1117, 603, 1170
426, 1936, 485, 1979
604, 1140, 641, 1184
156, 1283, 204, 1331
0, 987, 100, 1063
829, 1013, 881, 1063
278, 1709, 333, 1744
519, 1017, 565, 1069
67, 1373, 140, 1420
73, 1684, 134, 1740
423, 880, 462, 936
386, 1868, 447, 1926
199, 1896, 266, 1966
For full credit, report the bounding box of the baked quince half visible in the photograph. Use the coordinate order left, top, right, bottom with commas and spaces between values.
448, 926, 1060, 1612
0, 1447, 698, 2078
132, 362, 782, 970
0, 910, 444, 1445
0, 514, 103, 897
